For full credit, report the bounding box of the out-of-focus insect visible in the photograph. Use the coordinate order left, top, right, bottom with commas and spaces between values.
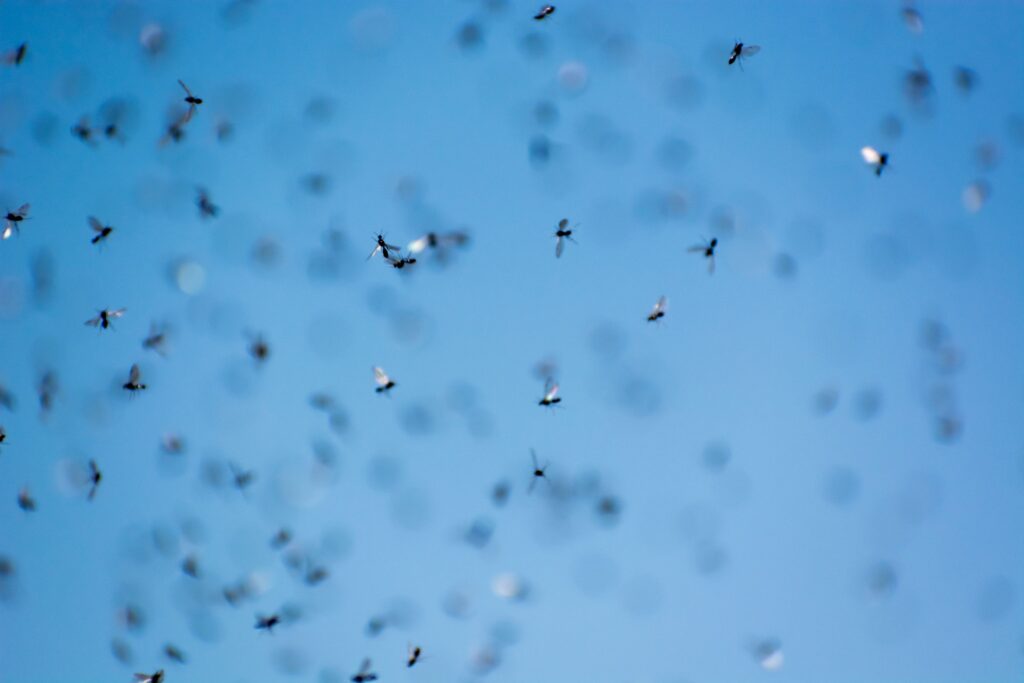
368, 233, 401, 260
99, 99, 132, 142
528, 449, 549, 493
534, 5, 555, 20
247, 333, 270, 363
554, 218, 577, 258
38, 371, 57, 415
17, 487, 35, 511
0, 385, 14, 412
163, 644, 186, 664
904, 59, 933, 105
159, 109, 190, 146
860, 146, 889, 176
86, 308, 126, 330
492, 480, 510, 506
86, 459, 102, 500
0, 425, 7, 447
181, 554, 200, 578
133, 670, 164, 683
953, 66, 978, 94
728, 41, 760, 67
178, 80, 203, 121
229, 463, 255, 491
753, 638, 784, 671
143, 323, 170, 356
255, 613, 280, 632
270, 528, 292, 549
89, 216, 114, 245
351, 658, 378, 682
406, 231, 470, 255
305, 564, 329, 586
71, 116, 97, 145
407, 644, 423, 667
688, 237, 718, 274
3, 204, 29, 240
160, 433, 185, 455
901, 5, 924, 33
385, 254, 417, 269
647, 295, 667, 322
2, 43, 27, 66
123, 364, 146, 393
196, 187, 219, 218
373, 366, 396, 394
538, 378, 561, 407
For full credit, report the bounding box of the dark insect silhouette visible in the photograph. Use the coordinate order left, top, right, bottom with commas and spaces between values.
368, 234, 400, 260
230, 463, 256, 492
538, 378, 561, 407
647, 295, 667, 322
861, 146, 889, 176
196, 187, 219, 218
351, 658, 378, 682
0, 425, 7, 447
534, 5, 555, 20
17, 486, 35, 511
160, 109, 190, 146
181, 554, 200, 578
728, 41, 761, 67
270, 528, 292, 549
255, 613, 280, 632
687, 237, 718, 274
554, 218, 577, 258
178, 79, 203, 121
38, 371, 57, 415
71, 116, 97, 145
2, 43, 27, 66
407, 644, 423, 667
85, 308, 126, 330
86, 459, 102, 500
88, 216, 114, 245
528, 449, 549, 492
163, 644, 187, 664
3, 203, 29, 240
133, 670, 164, 683
247, 333, 270, 363
123, 364, 146, 393
373, 366, 396, 394
385, 254, 417, 269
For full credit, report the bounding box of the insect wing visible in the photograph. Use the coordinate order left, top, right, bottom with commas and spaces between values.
88, 216, 104, 233
860, 146, 882, 165
373, 366, 390, 387
742, 45, 761, 57
129, 364, 141, 384
555, 235, 564, 258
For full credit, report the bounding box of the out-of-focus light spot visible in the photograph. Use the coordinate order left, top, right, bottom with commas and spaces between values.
558, 61, 589, 94
172, 259, 205, 295
963, 180, 990, 213
492, 572, 529, 600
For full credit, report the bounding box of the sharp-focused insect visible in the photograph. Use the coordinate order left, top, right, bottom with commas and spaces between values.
534, 4, 555, 20
528, 449, 549, 493
255, 613, 280, 632
385, 254, 417, 269
88, 216, 114, 245
3, 204, 29, 240
178, 79, 203, 121
123, 364, 146, 393
163, 643, 187, 664
2, 42, 27, 66
368, 234, 400, 260
687, 237, 718, 274
554, 218, 577, 258
247, 333, 270, 363
407, 644, 422, 667
143, 324, 170, 356
351, 658, 378, 682
86, 459, 102, 501
133, 670, 164, 683
647, 295, 667, 322
196, 187, 219, 218
728, 41, 761, 67
538, 378, 561, 406
861, 146, 889, 176
17, 487, 35, 511
373, 366, 396, 394
71, 116, 96, 145
86, 308, 126, 330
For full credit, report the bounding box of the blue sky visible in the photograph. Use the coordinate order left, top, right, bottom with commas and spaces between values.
1, 1, 1023, 682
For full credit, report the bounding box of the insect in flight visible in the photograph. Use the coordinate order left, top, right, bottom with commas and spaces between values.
229, 463, 256, 491
368, 233, 401, 260
687, 237, 718, 274
255, 613, 280, 632
351, 658, 378, 682
554, 218, 577, 258
86, 459, 102, 500
17, 486, 36, 511
647, 295, 667, 322
133, 670, 164, 683
385, 254, 417, 269
0, 425, 6, 447
528, 449, 549, 493
143, 323, 170, 356
534, 4, 555, 20
178, 79, 203, 121
159, 108, 190, 146
407, 644, 423, 667
85, 308, 126, 330
71, 116, 97, 145
196, 187, 219, 218
88, 216, 114, 245
728, 41, 761, 67
3, 204, 29, 240
163, 644, 186, 664
2, 42, 27, 66
860, 146, 889, 176
247, 333, 270, 363
123, 364, 146, 393
538, 378, 561, 407
373, 366, 396, 394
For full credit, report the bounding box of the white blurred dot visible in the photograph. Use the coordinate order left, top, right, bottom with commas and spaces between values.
174, 260, 206, 295
558, 61, 589, 94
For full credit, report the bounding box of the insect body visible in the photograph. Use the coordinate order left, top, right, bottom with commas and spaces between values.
534, 5, 555, 20
123, 364, 146, 392
89, 216, 114, 245
728, 41, 761, 67
86, 308, 126, 330
554, 218, 577, 258
373, 366, 396, 394
687, 238, 718, 274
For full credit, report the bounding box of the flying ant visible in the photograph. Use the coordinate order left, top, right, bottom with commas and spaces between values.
554, 218, 577, 258
71, 116, 97, 145
728, 41, 761, 68
178, 80, 203, 121
254, 613, 280, 633
2, 43, 27, 66
88, 216, 114, 245
196, 187, 219, 218
86, 308, 126, 330
687, 237, 718, 274
86, 459, 102, 500
538, 378, 561, 407
861, 146, 889, 176
123, 364, 146, 393
373, 366, 396, 394
3, 203, 29, 240
351, 658, 378, 682
368, 233, 400, 260
385, 254, 417, 269
534, 5, 555, 20
17, 486, 35, 511
133, 670, 164, 683
407, 644, 423, 667
647, 295, 667, 322
528, 449, 549, 492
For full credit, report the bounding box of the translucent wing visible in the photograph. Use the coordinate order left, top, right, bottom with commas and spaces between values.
178, 79, 194, 98
651, 296, 667, 316
860, 146, 882, 164
2, 224, 12, 240
373, 366, 390, 387
366, 244, 382, 260
687, 244, 706, 253
384, 241, 401, 251
16, 204, 29, 217
109, 308, 127, 319
129, 364, 141, 383
558, 218, 569, 230
708, 255, 716, 275
85, 314, 101, 326
555, 235, 564, 258
530, 448, 539, 469
88, 216, 103, 233
742, 45, 761, 56
543, 381, 559, 402
407, 235, 430, 254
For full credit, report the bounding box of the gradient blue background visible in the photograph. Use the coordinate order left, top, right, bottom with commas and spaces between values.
1, 1, 1023, 682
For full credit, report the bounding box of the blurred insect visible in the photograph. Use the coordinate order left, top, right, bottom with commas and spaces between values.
215, 118, 234, 142
373, 366, 396, 394
904, 59, 933, 105
160, 433, 185, 455
255, 613, 280, 632
181, 554, 200, 578
538, 378, 561, 407
753, 639, 784, 671
351, 658, 378, 682
88, 216, 114, 245
229, 463, 255, 491
534, 4, 555, 20
368, 233, 400, 260
0, 385, 13, 412
247, 333, 270, 363
860, 146, 889, 176
159, 109, 190, 146
554, 218, 577, 258
133, 670, 164, 683
491, 480, 510, 506
17, 487, 35, 511
687, 237, 718, 274
143, 323, 170, 356
86, 308, 126, 330
270, 528, 292, 549
71, 116, 97, 145
2, 42, 27, 66
99, 99, 132, 142
86, 459, 102, 500
647, 295, 667, 322
407, 644, 423, 667
123, 364, 146, 393
38, 371, 57, 415
728, 41, 760, 67
406, 230, 470, 256
163, 644, 187, 664
901, 5, 924, 33
385, 254, 417, 269
528, 449, 549, 492
178, 79, 203, 121
305, 564, 329, 586
3, 203, 29, 240
196, 187, 219, 218
953, 66, 978, 94
0, 426, 6, 447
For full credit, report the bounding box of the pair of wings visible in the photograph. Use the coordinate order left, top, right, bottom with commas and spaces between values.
85, 308, 126, 326
373, 366, 393, 387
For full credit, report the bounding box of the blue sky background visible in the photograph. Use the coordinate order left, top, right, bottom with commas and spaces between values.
1, 1, 1023, 682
